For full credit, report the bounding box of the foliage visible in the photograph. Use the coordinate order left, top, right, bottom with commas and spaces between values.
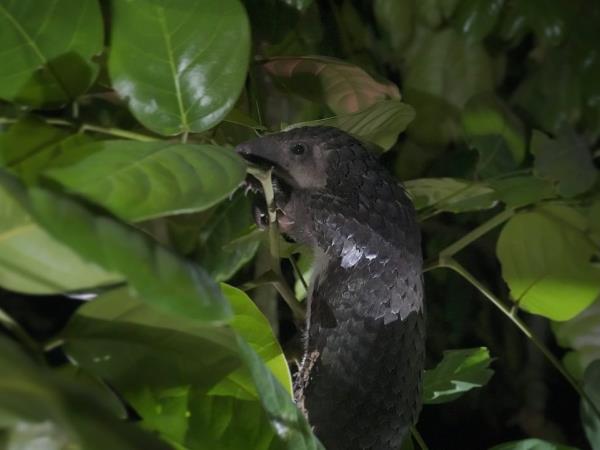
0, 0, 599, 449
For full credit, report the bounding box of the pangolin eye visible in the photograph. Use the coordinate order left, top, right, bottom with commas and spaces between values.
290, 143, 306, 155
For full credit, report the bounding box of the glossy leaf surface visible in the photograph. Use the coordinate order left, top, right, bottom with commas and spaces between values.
109, 0, 250, 135
47, 141, 247, 222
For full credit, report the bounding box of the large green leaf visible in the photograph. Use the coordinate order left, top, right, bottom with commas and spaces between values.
405, 178, 497, 213
581, 360, 600, 450
0, 170, 231, 322
263, 56, 400, 115
423, 347, 494, 404
512, 46, 580, 134
63, 285, 295, 449
0, 117, 68, 168
236, 337, 324, 450
0, 336, 168, 450
109, 0, 250, 136
462, 93, 526, 178
489, 175, 556, 209
47, 141, 247, 222
552, 296, 600, 380
531, 130, 597, 198
289, 100, 415, 151
0, 0, 103, 106
489, 439, 580, 450
196, 193, 260, 282
0, 179, 121, 294
497, 205, 600, 321
403, 27, 495, 145
0, 117, 96, 182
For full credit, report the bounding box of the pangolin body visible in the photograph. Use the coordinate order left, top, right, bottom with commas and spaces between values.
237, 127, 425, 450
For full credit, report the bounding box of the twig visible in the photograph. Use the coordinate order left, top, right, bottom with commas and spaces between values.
431, 257, 600, 422
439, 208, 515, 258
0, 117, 158, 142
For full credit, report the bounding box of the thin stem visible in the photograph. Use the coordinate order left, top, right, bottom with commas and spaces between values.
79, 124, 158, 142
181, 131, 189, 144
439, 208, 515, 258
0, 117, 158, 142
289, 256, 308, 292
0, 307, 42, 362
410, 427, 429, 450
433, 257, 600, 421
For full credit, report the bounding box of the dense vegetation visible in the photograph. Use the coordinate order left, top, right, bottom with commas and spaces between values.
0, 0, 599, 449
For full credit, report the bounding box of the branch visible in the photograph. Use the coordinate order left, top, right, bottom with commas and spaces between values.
431, 257, 600, 422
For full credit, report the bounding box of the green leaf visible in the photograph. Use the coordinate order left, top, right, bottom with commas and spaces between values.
452, 0, 505, 41
512, 46, 581, 134
0, 117, 96, 182
488, 175, 556, 208
263, 56, 400, 115
293, 248, 313, 301
462, 93, 526, 178
581, 360, 600, 450
196, 193, 260, 282
47, 141, 247, 222
0, 0, 103, 106
0, 117, 68, 168
405, 178, 497, 213
235, 337, 324, 450
0, 336, 169, 450
497, 204, 600, 321
423, 347, 494, 404
374, 0, 415, 52
552, 296, 600, 380
489, 438, 580, 450
403, 27, 495, 145
0, 180, 121, 294
531, 130, 597, 198
109, 0, 250, 136
63, 285, 295, 449
0, 170, 231, 322
289, 100, 415, 151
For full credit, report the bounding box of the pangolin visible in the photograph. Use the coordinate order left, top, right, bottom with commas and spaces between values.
236, 126, 425, 450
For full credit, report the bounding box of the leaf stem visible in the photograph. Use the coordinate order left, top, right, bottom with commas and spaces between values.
0, 307, 42, 362
0, 117, 158, 142
433, 257, 600, 422
78, 124, 158, 142
410, 427, 429, 450
439, 208, 514, 258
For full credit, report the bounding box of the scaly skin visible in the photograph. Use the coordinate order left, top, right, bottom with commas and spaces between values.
237, 127, 425, 450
